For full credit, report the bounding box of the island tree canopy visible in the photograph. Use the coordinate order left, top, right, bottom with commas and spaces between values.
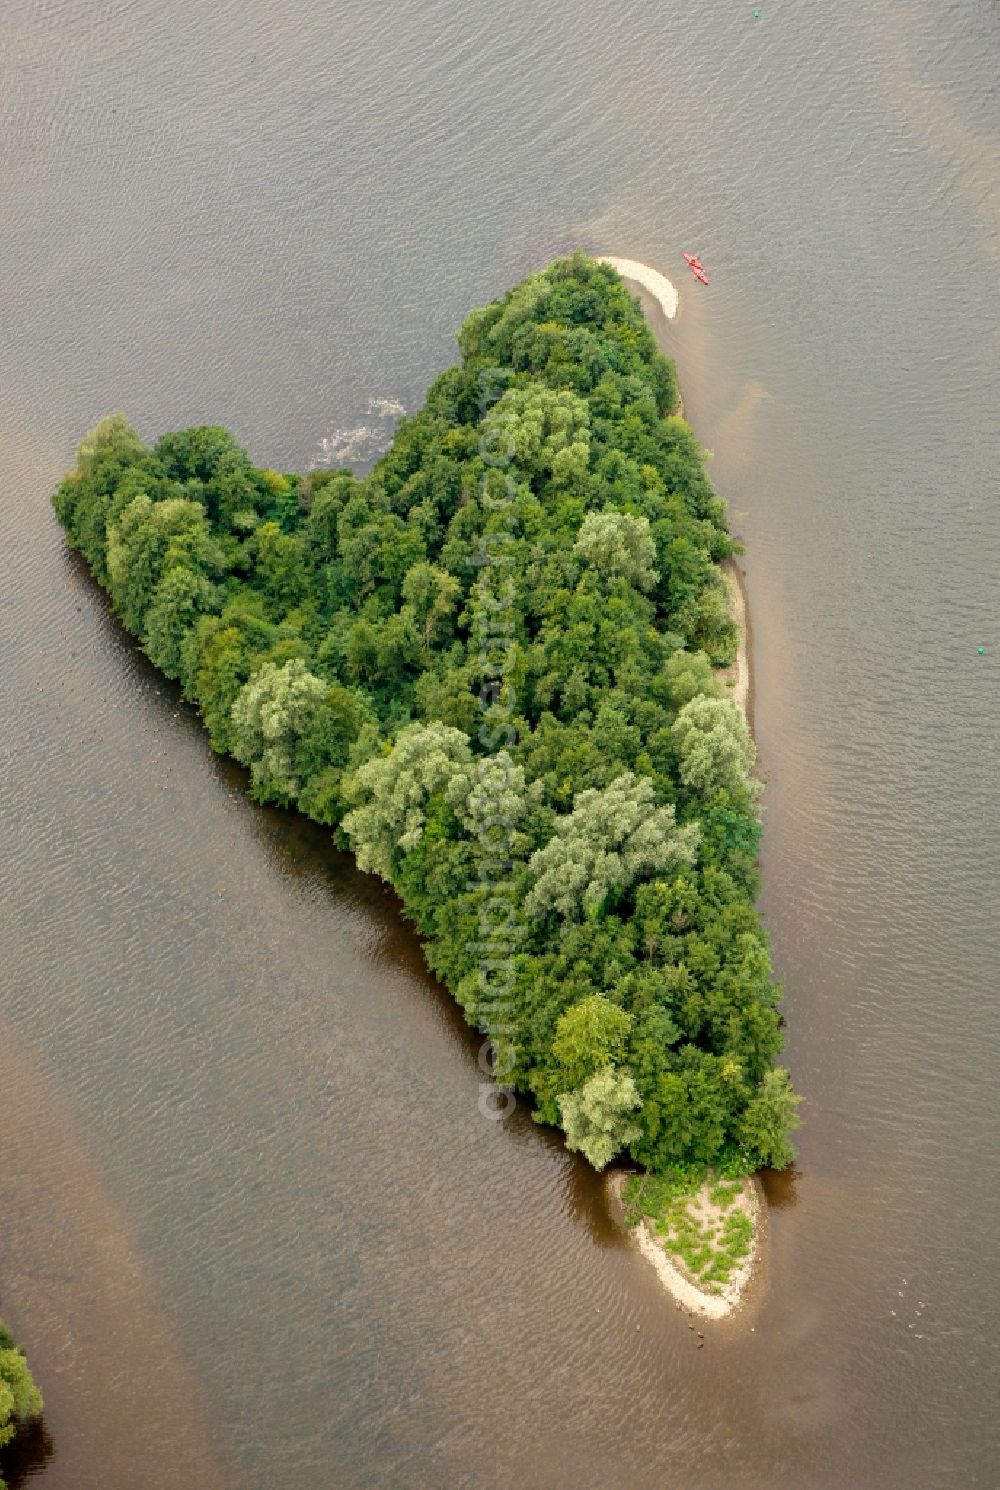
0, 1321, 42, 1487
53, 253, 799, 1176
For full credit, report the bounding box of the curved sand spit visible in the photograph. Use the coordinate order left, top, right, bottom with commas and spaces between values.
722, 560, 750, 721
598, 256, 679, 321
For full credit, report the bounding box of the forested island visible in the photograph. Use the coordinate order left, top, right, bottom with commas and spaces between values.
53, 254, 799, 1303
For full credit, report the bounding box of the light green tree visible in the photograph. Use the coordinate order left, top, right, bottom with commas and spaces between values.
143, 565, 217, 679
106, 494, 221, 634
247, 521, 309, 614
76, 411, 147, 478
484, 383, 590, 476
558, 1065, 642, 1170
661, 648, 721, 710
551, 994, 632, 1090
573, 509, 659, 592
154, 424, 249, 485
671, 694, 757, 798
734, 1067, 801, 1169
693, 574, 737, 663
0, 1324, 42, 1462
525, 772, 699, 921
401, 561, 462, 650
450, 750, 539, 840
230, 659, 328, 801
342, 721, 473, 880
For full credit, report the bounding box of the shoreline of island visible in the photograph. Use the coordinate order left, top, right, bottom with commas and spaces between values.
608, 1170, 764, 1320
53, 253, 795, 1327
722, 557, 753, 731
604, 255, 763, 1321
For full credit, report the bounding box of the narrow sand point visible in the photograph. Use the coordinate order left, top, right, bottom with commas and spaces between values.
721, 559, 751, 724
598, 257, 680, 321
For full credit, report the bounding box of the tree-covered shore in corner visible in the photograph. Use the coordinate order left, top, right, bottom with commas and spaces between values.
53, 253, 799, 1177
0, 1320, 42, 1487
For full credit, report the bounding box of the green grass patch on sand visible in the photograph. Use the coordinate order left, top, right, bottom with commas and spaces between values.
623, 1167, 754, 1295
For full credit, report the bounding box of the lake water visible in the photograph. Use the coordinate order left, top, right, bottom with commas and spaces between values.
1, 1, 998, 1485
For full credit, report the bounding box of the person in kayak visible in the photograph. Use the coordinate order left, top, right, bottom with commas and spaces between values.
682, 252, 709, 282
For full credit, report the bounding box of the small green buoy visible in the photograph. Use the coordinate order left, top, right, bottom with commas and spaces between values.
977, 646, 986, 655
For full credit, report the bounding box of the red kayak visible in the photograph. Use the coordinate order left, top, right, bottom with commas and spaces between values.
682, 251, 709, 284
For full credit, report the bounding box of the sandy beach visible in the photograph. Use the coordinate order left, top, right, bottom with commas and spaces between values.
601, 255, 751, 728
603, 257, 761, 1320
611, 1172, 763, 1320
598, 256, 679, 322
611, 540, 761, 1318
722, 558, 752, 727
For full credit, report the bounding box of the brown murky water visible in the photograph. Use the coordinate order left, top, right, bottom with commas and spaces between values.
1, 1, 998, 1485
